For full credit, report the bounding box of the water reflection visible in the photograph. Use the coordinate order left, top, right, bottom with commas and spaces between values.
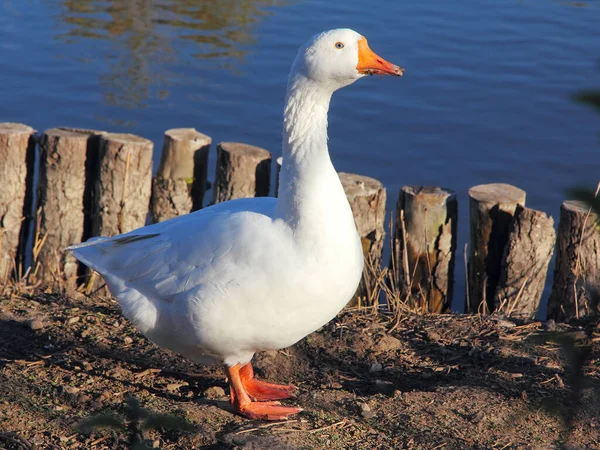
56, 0, 287, 108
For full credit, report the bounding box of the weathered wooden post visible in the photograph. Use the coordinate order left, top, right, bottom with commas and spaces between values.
0, 123, 36, 281
466, 183, 526, 314
213, 142, 271, 203
494, 205, 556, 319
391, 186, 457, 313
35, 128, 104, 287
340, 173, 386, 307
150, 128, 211, 222
548, 200, 600, 321
92, 133, 153, 237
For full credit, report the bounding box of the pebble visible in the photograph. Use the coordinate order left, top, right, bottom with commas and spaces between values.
67, 316, 80, 325
374, 334, 402, 353
123, 336, 133, 345
166, 382, 188, 392
426, 331, 441, 342
63, 386, 80, 395
25, 318, 46, 331
204, 386, 226, 399
369, 362, 383, 373
360, 402, 375, 419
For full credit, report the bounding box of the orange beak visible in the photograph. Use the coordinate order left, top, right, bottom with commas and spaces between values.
356, 37, 404, 77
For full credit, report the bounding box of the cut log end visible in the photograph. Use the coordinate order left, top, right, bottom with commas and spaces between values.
468, 183, 526, 206
0, 123, 35, 134
165, 128, 211, 142
101, 132, 153, 147
218, 142, 271, 160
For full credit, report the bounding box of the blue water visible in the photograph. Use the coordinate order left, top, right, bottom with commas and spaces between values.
1, 0, 599, 311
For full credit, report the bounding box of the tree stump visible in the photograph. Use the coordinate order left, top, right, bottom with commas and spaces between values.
0, 123, 36, 281
339, 173, 386, 307
391, 186, 457, 313
36, 128, 104, 287
213, 142, 271, 204
92, 133, 153, 237
548, 200, 600, 321
494, 205, 556, 319
275, 156, 283, 198
467, 183, 526, 314
150, 128, 211, 222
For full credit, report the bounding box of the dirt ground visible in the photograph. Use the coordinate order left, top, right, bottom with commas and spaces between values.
0, 290, 599, 450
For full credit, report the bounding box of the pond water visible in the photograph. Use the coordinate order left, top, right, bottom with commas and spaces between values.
1, 0, 599, 312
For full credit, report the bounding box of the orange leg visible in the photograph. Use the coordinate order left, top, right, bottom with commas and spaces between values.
239, 362, 297, 401
227, 364, 302, 421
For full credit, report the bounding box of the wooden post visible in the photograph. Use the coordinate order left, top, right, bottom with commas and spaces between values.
213, 142, 271, 203
150, 128, 211, 222
548, 200, 600, 321
35, 128, 103, 287
391, 186, 457, 313
275, 156, 283, 198
0, 123, 36, 281
466, 183, 526, 314
92, 133, 153, 237
494, 205, 556, 319
339, 173, 386, 307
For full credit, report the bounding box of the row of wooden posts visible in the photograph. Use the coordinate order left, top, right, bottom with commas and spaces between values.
0, 123, 598, 322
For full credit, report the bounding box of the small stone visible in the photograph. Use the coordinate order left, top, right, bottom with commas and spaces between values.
360, 402, 375, 419
544, 319, 556, 332
63, 386, 80, 395
496, 319, 516, 328
426, 331, 441, 342
26, 318, 46, 331
123, 336, 133, 345
468, 410, 485, 424
70, 291, 86, 302
166, 382, 188, 392
67, 316, 80, 325
369, 363, 383, 373
77, 394, 92, 404
204, 386, 226, 399
83, 327, 96, 338
374, 334, 402, 353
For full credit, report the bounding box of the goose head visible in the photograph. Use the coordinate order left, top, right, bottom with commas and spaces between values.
291, 28, 404, 91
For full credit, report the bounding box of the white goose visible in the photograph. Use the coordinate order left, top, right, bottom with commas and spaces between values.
68, 29, 403, 420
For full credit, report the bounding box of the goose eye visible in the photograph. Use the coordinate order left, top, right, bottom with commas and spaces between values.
334, 42, 344, 49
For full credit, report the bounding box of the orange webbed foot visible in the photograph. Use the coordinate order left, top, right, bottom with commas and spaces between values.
244, 379, 297, 401
240, 362, 297, 401
227, 362, 302, 421
236, 401, 303, 421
